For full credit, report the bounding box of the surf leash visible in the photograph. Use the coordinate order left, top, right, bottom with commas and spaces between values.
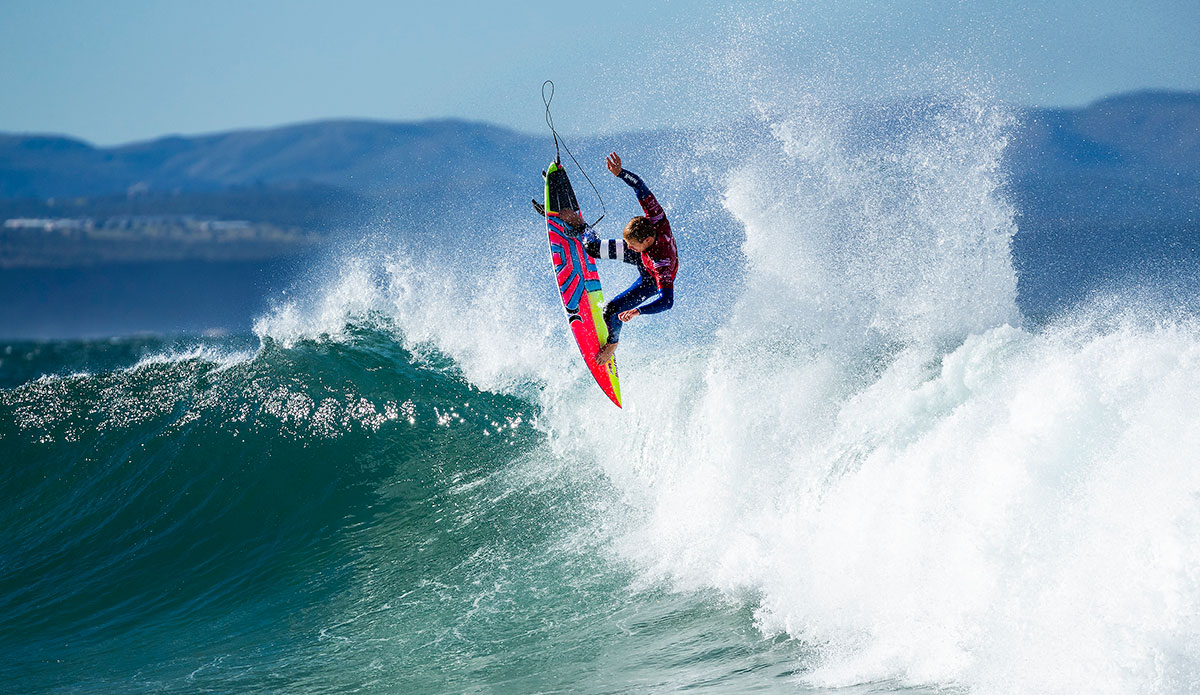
542, 80, 606, 228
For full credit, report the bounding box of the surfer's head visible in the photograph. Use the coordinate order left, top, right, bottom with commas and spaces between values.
624, 217, 656, 252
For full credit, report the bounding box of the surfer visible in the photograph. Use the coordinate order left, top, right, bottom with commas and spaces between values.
559, 152, 677, 366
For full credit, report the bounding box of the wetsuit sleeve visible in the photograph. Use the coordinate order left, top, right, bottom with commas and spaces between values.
583, 232, 640, 265
582, 230, 599, 256
619, 169, 666, 222
637, 287, 674, 315
618, 169, 653, 199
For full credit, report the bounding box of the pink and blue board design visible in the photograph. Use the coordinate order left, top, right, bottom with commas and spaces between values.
544, 160, 621, 408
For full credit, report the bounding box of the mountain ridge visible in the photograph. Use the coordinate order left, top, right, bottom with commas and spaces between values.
3, 90, 1197, 204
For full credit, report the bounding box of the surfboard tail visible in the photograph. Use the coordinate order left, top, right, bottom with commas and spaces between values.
545, 160, 581, 217
585, 289, 622, 408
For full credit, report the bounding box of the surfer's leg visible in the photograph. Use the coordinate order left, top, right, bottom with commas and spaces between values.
603, 278, 657, 344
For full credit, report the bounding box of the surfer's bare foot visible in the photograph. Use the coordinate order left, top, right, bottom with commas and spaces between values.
595, 342, 617, 366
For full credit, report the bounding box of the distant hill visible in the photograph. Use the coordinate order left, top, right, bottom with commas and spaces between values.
1028, 91, 1200, 175
0, 119, 543, 200
1008, 90, 1200, 225
1001, 91, 1200, 311
2, 91, 1196, 227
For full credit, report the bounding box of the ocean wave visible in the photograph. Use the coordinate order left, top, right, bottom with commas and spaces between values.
221, 88, 1200, 694
7, 81, 1200, 694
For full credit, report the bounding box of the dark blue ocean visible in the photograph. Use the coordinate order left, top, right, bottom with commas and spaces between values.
5, 93, 1200, 694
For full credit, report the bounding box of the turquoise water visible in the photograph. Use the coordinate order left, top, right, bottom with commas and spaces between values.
0, 333, 826, 694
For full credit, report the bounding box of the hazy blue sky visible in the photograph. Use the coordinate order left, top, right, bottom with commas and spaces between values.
2, 0, 1197, 145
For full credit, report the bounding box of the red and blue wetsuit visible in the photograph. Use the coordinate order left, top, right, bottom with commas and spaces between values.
583, 169, 678, 345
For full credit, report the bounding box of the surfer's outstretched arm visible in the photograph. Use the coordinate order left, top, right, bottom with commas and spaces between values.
608, 151, 650, 194
608, 152, 666, 222
617, 170, 652, 200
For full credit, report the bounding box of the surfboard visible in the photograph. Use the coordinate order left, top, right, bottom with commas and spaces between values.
544, 160, 622, 408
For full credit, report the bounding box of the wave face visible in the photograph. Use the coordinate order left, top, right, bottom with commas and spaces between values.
0, 333, 812, 694
6, 93, 1200, 694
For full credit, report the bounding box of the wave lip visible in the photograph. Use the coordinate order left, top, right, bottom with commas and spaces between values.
723, 93, 1019, 356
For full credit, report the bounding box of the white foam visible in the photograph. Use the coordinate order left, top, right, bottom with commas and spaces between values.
253, 257, 389, 347
128, 345, 257, 372
721, 94, 1019, 355
601, 316, 1200, 694
253, 229, 574, 397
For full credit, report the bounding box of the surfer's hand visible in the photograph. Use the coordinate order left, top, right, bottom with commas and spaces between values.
559, 209, 583, 227
618, 308, 640, 322
606, 152, 622, 177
